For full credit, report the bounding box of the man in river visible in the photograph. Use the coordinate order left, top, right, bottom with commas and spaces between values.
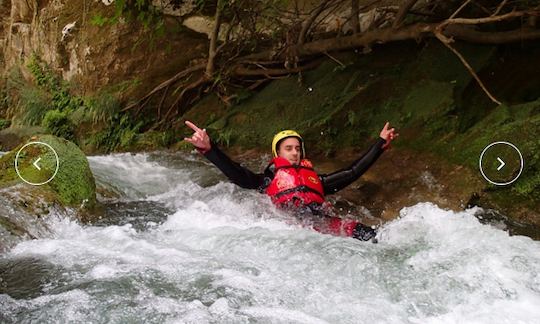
184, 120, 398, 242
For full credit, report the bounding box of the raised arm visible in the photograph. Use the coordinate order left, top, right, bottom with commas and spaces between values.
320, 122, 398, 194
184, 120, 265, 190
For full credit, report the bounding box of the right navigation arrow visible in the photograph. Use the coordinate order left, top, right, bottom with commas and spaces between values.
496, 157, 505, 171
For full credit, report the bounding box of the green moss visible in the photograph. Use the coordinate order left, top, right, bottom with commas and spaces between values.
0, 135, 96, 208
402, 80, 454, 120
407, 42, 495, 86
408, 100, 540, 206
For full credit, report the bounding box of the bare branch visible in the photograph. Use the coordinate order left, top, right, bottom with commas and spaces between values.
121, 63, 206, 112
434, 31, 501, 105
444, 9, 539, 26
393, 0, 420, 28
449, 0, 474, 20
298, 1, 337, 45
233, 59, 322, 77
444, 25, 540, 44
324, 51, 345, 68
162, 77, 209, 121
493, 0, 509, 16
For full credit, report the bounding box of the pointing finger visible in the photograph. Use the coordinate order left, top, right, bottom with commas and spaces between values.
185, 120, 202, 133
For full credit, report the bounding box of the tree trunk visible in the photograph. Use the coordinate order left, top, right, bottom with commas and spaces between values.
206, 0, 223, 78
351, 0, 360, 33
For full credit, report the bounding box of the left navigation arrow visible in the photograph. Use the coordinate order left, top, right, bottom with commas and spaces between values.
15, 141, 59, 186
33, 157, 42, 170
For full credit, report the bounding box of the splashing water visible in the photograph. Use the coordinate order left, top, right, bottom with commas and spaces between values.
1, 152, 540, 323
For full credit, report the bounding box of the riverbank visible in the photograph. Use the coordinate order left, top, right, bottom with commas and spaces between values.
177, 41, 539, 235
1, 40, 539, 237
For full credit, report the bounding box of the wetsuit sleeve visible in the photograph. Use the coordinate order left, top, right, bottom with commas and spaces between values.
320, 137, 386, 195
202, 143, 266, 190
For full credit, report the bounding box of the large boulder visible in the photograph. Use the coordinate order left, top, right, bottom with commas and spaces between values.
0, 134, 96, 251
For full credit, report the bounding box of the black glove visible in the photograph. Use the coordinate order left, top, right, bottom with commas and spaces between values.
352, 223, 378, 243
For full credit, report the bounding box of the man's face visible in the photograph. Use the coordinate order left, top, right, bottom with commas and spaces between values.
278, 137, 301, 165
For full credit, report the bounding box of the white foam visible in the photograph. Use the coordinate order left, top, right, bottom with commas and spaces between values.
88, 153, 192, 200
3, 152, 540, 323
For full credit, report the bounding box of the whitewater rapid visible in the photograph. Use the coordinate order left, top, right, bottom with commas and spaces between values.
1, 152, 540, 324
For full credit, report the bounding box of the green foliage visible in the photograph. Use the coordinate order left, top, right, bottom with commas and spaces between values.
51, 88, 84, 112
160, 129, 176, 147
42, 110, 75, 141
23, 55, 134, 150
215, 128, 233, 147
114, 0, 163, 29
0, 118, 11, 130
90, 14, 108, 27
85, 92, 121, 124
17, 54, 91, 135
26, 54, 84, 113
90, 114, 144, 152
20, 87, 51, 126
26, 54, 59, 92
0, 87, 10, 113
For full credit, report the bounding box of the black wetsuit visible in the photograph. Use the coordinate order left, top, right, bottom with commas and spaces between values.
202, 137, 386, 241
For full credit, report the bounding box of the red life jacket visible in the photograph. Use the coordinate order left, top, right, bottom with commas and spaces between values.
266, 157, 361, 238
266, 157, 325, 206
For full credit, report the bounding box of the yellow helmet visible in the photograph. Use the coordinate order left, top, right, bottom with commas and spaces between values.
272, 130, 305, 158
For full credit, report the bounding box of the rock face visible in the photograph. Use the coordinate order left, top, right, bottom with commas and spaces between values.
0, 134, 96, 251
1, 0, 207, 96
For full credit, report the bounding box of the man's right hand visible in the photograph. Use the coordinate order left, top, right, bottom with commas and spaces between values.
184, 120, 211, 154
379, 122, 398, 150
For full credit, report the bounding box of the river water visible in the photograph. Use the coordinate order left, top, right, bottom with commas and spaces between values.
1, 151, 540, 323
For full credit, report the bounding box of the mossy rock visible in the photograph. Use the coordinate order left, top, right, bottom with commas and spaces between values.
0, 126, 47, 151
0, 135, 96, 208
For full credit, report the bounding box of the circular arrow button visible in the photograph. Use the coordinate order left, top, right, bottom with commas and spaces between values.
14, 141, 59, 186
479, 141, 523, 186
